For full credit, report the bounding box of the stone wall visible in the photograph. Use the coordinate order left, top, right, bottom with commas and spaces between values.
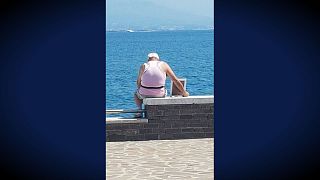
106, 96, 214, 142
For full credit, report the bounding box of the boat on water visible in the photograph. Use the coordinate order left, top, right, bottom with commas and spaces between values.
127, 29, 134, 32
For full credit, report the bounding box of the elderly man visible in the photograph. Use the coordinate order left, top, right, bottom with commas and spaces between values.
134, 52, 189, 117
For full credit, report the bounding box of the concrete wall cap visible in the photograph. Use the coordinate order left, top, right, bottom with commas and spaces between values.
106, 117, 148, 124
143, 95, 214, 105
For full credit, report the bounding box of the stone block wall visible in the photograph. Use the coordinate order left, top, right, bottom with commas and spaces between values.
106, 96, 214, 142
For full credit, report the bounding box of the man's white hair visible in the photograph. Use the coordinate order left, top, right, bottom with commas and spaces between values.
148, 53, 159, 59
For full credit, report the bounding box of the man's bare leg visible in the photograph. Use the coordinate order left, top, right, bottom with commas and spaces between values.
134, 93, 142, 109
134, 93, 143, 117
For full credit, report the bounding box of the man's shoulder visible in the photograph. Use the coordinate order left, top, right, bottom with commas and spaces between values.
160, 61, 168, 65
140, 63, 147, 70
159, 61, 169, 71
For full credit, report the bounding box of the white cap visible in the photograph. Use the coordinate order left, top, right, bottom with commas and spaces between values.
148, 52, 159, 59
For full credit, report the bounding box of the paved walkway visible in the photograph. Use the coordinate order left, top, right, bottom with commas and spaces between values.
106, 138, 214, 180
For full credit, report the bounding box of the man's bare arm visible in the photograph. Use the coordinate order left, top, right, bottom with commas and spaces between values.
136, 64, 145, 88
163, 62, 189, 97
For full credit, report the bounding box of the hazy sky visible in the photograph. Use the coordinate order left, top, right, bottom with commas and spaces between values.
150, 0, 213, 18
106, 0, 214, 30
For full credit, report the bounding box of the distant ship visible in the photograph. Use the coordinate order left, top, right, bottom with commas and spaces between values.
127, 29, 134, 32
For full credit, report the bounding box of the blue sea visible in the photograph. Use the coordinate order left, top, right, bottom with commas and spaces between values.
106, 30, 214, 113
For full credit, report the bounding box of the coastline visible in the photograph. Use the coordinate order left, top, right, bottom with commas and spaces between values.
106, 28, 214, 33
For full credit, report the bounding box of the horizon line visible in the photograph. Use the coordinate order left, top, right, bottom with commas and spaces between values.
106, 28, 214, 32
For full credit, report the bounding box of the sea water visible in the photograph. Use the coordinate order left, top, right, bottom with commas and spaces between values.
106, 30, 214, 114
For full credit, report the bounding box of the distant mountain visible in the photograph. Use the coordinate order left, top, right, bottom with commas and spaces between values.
106, 0, 213, 31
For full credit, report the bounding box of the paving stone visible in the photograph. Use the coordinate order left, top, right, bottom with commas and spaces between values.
106, 138, 214, 179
